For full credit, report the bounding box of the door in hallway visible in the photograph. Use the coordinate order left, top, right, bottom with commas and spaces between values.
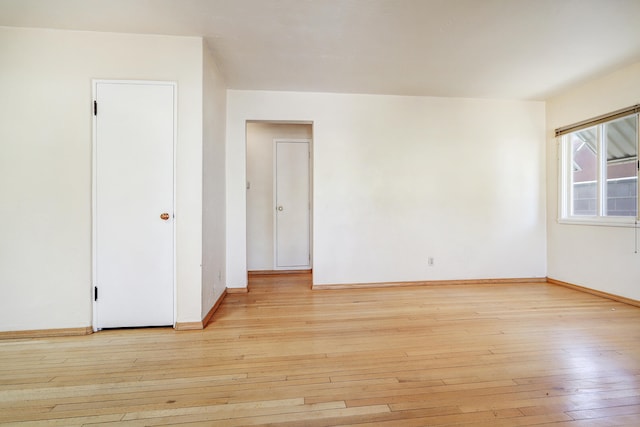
274, 140, 310, 269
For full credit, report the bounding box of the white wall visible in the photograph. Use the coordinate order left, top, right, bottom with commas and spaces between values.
202, 42, 227, 317
0, 27, 205, 331
246, 122, 313, 270
227, 90, 546, 288
546, 61, 640, 301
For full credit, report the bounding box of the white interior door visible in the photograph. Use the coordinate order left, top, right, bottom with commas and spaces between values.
275, 140, 311, 269
94, 81, 175, 329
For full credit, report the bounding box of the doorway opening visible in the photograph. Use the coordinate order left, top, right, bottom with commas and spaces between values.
246, 121, 313, 281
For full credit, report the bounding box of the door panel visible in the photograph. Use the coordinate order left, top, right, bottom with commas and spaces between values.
94, 81, 174, 329
275, 141, 310, 269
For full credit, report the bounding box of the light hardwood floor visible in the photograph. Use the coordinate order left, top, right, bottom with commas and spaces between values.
1, 274, 640, 426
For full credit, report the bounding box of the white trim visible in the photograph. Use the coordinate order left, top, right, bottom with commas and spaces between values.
597, 125, 605, 216
171, 82, 178, 329
91, 81, 98, 331
557, 136, 570, 221
637, 114, 640, 221
91, 79, 177, 331
558, 217, 638, 228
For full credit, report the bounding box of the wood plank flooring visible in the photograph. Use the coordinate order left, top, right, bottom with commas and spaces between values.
1, 274, 640, 426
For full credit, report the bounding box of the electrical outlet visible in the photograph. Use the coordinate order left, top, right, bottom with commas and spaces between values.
428, 257, 434, 266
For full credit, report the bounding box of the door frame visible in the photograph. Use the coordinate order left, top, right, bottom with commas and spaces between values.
91, 79, 178, 331
272, 138, 312, 270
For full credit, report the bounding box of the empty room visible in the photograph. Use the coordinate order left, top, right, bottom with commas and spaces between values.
1, 0, 639, 425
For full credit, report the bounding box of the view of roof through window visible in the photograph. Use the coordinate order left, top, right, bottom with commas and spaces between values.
571, 115, 637, 217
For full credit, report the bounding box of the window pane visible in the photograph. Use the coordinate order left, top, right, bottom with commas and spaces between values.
571, 127, 597, 216
604, 115, 637, 217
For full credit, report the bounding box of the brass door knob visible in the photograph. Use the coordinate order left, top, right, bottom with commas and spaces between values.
160, 213, 170, 220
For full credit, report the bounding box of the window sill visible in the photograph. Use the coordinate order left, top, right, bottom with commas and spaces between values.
558, 217, 639, 228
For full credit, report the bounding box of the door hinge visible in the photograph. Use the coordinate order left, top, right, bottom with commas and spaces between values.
93, 100, 97, 116
94, 286, 98, 301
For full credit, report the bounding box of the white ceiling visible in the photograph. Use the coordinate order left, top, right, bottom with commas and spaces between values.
1, 0, 640, 100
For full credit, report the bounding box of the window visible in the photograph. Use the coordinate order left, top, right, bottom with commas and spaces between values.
558, 108, 639, 224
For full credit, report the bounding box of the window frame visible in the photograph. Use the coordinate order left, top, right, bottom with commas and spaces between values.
558, 112, 639, 227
